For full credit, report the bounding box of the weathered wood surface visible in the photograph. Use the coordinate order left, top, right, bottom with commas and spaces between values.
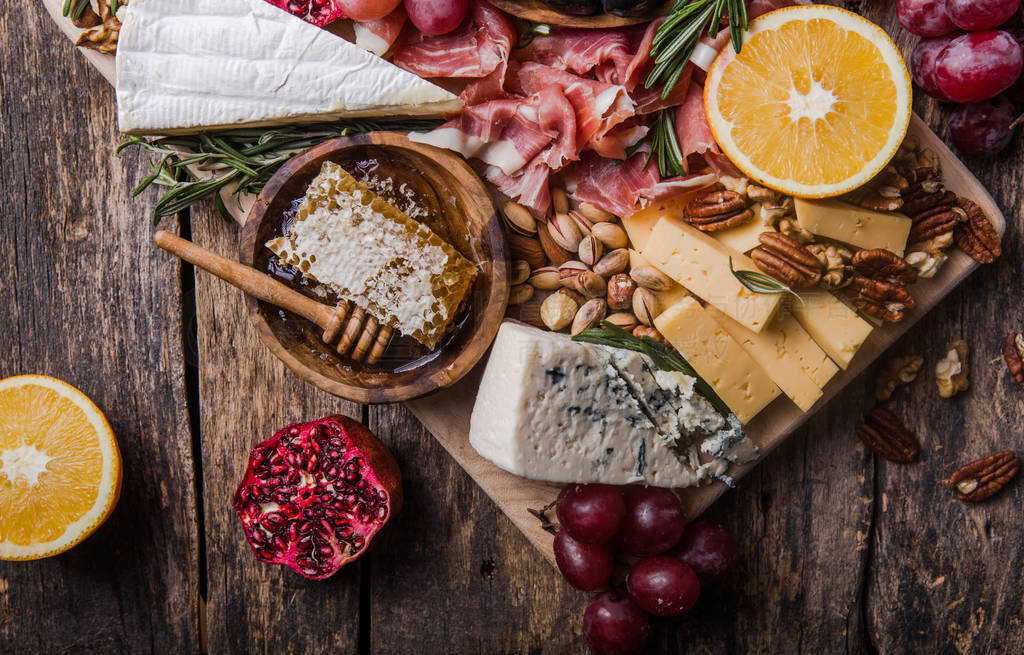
5, 0, 1024, 653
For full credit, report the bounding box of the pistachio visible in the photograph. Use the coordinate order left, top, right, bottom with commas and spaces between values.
558, 260, 589, 282
632, 287, 657, 326
572, 298, 608, 336
502, 201, 537, 236
568, 210, 594, 237
633, 325, 668, 345
606, 312, 639, 332
548, 212, 584, 252
552, 187, 569, 215
527, 266, 561, 290
591, 222, 629, 250
557, 287, 586, 307
575, 271, 607, 298
537, 225, 573, 266
511, 259, 531, 286
592, 248, 630, 277
578, 235, 604, 267
509, 284, 534, 305
540, 293, 579, 331
606, 273, 636, 311
508, 233, 546, 269
629, 266, 673, 291
578, 202, 618, 223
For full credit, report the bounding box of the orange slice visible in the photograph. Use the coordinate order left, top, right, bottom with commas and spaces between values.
704, 5, 912, 198
0, 375, 122, 560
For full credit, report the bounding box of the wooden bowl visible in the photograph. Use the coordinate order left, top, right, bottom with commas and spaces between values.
488, 0, 671, 28
238, 132, 509, 404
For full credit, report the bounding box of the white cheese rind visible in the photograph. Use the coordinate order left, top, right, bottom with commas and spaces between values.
115, 0, 461, 134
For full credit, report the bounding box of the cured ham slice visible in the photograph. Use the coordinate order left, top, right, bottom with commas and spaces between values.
390, 1, 515, 79
352, 7, 407, 56
587, 121, 648, 160
574, 151, 716, 217
514, 28, 636, 89
672, 83, 742, 176
485, 159, 552, 218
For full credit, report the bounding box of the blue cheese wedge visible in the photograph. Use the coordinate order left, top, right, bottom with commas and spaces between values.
115, 0, 461, 134
469, 322, 757, 487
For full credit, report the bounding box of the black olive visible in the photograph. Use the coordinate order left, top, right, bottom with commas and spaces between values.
602, 0, 656, 17
543, 0, 602, 16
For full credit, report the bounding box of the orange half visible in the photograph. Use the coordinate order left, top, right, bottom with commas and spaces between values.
704, 5, 912, 197
0, 375, 122, 560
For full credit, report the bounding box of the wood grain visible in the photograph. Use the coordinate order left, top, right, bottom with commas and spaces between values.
487, 0, 672, 28
0, 2, 199, 651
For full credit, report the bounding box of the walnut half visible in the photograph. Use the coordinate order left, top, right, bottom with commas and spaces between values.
936, 339, 969, 398
875, 355, 925, 401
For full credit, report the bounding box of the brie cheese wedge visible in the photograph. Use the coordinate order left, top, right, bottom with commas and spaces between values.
115, 0, 461, 134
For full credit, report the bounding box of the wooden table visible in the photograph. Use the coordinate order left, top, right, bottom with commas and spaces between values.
2, 2, 1022, 653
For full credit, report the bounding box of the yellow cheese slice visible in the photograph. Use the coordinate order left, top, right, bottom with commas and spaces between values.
789, 288, 874, 369
641, 218, 782, 333
628, 249, 689, 318
794, 198, 912, 256
622, 198, 691, 250
705, 306, 833, 411
655, 297, 781, 423
710, 203, 776, 254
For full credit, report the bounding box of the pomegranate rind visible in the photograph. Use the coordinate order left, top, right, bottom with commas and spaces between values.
234, 415, 402, 580
264, 0, 346, 27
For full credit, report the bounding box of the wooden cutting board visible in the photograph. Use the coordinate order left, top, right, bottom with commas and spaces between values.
46, 3, 1007, 564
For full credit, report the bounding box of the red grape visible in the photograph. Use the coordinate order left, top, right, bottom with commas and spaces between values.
948, 96, 1018, 157
617, 486, 686, 557
582, 592, 650, 655
935, 31, 1024, 102
556, 484, 626, 545
405, 0, 469, 36
337, 0, 401, 21
898, 0, 958, 37
671, 519, 739, 585
946, 0, 1020, 31
627, 556, 701, 617
553, 530, 615, 592
911, 35, 960, 100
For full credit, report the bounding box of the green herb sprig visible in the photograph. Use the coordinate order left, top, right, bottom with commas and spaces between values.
640, 108, 687, 178
728, 257, 802, 302
573, 321, 731, 417
62, 0, 92, 20
645, 0, 749, 100
117, 118, 443, 222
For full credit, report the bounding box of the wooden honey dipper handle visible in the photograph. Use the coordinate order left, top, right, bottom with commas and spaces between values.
153, 230, 342, 334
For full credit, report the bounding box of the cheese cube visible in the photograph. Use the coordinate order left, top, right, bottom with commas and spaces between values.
711, 203, 776, 253
622, 198, 691, 249
794, 198, 912, 256
642, 218, 782, 333
789, 288, 874, 369
705, 306, 833, 411
655, 297, 781, 423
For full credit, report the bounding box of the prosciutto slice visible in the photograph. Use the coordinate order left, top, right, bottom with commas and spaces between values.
352, 7, 407, 56
390, 1, 515, 79
574, 151, 716, 217
514, 28, 637, 89
673, 83, 741, 176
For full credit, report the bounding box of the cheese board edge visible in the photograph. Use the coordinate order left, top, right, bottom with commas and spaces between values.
487, 0, 674, 28
43, 4, 1009, 565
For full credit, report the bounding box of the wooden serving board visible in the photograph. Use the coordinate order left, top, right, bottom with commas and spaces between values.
47, 5, 1007, 565
488, 0, 673, 28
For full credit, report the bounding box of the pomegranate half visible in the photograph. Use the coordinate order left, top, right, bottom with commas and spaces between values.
234, 415, 402, 580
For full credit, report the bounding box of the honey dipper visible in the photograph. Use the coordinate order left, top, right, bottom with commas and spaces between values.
153, 230, 393, 365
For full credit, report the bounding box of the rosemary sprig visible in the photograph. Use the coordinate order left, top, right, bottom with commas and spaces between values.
117, 118, 443, 222
573, 321, 732, 417
728, 257, 801, 302
62, 0, 92, 19
645, 0, 749, 100
642, 108, 686, 177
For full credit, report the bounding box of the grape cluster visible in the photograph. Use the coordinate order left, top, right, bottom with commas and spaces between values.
552, 484, 738, 655
899, 0, 1024, 158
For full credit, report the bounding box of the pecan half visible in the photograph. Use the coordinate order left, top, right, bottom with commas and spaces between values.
942, 451, 1019, 502
856, 407, 919, 463
852, 249, 918, 286
749, 232, 823, 289
684, 188, 754, 232
903, 187, 957, 218
846, 276, 916, 322
846, 168, 909, 211
953, 198, 1001, 264
909, 203, 965, 242
1004, 332, 1024, 386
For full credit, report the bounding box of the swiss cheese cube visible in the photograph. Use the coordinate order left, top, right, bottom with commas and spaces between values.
794, 198, 912, 256
705, 306, 835, 411
655, 297, 781, 423
641, 218, 782, 333
789, 288, 874, 369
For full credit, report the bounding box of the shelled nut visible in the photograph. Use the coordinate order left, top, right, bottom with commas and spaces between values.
629, 266, 672, 291
578, 202, 618, 223
607, 274, 637, 311
591, 222, 629, 250
593, 249, 630, 277
557, 287, 586, 307
509, 284, 534, 305
528, 266, 561, 290
572, 298, 608, 335
502, 201, 538, 236
511, 260, 531, 286
541, 293, 579, 331
632, 287, 657, 326
579, 235, 604, 267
